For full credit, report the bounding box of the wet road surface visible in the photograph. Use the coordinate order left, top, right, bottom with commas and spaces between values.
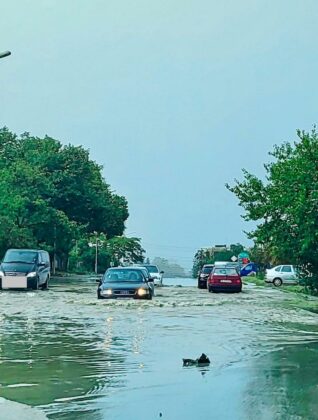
0, 277, 318, 419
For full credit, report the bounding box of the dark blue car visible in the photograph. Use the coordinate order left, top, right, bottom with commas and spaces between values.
97, 267, 154, 300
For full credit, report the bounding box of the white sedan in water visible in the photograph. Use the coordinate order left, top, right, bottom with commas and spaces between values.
265, 265, 300, 287
139, 264, 164, 285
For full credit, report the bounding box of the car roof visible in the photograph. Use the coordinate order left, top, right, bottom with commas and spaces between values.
131, 266, 148, 271
272, 264, 293, 268
203, 264, 214, 267
6, 249, 46, 253
108, 267, 144, 271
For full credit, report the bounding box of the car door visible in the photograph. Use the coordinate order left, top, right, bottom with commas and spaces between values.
280, 265, 293, 283
269, 265, 282, 280
290, 266, 299, 284
38, 252, 46, 285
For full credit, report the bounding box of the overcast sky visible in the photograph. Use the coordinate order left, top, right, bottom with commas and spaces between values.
1, 0, 318, 269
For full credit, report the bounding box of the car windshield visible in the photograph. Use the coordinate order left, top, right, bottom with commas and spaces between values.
3, 250, 38, 264
138, 268, 149, 277
104, 269, 145, 282
202, 267, 213, 274
143, 265, 159, 273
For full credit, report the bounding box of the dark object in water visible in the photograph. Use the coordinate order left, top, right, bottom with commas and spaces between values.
183, 353, 210, 367
197, 353, 210, 365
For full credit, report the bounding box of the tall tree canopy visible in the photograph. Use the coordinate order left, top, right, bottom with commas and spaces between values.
0, 127, 129, 264
227, 128, 318, 291
192, 244, 245, 277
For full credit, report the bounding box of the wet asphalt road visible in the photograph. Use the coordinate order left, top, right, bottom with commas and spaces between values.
0, 277, 318, 419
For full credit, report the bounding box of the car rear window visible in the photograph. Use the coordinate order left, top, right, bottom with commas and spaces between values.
213, 268, 227, 275
226, 268, 239, 276
202, 267, 213, 274
213, 268, 238, 276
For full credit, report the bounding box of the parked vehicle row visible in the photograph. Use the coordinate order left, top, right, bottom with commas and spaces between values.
0, 249, 304, 297
197, 263, 242, 293
198, 261, 304, 291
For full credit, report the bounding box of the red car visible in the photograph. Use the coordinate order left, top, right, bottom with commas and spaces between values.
207, 267, 242, 293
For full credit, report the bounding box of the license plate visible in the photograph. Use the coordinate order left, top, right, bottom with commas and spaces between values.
2, 276, 27, 288
120, 290, 129, 295
220, 279, 232, 283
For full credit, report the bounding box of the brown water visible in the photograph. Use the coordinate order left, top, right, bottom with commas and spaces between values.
0, 277, 318, 419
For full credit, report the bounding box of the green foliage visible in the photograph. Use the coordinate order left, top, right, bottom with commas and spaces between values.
227, 128, 318, 293
0, 128, 129, 267
68, 234, 144, 273
192, 244, 245, 277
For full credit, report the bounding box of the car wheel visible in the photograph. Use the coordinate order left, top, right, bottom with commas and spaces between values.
198, 281, 203, 289
42, 276, 49, 290
32, 277, 39, 290
273, 278, 283, 287
207, 286, 212, 293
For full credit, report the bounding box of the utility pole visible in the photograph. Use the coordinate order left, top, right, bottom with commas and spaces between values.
89, 232, 103, 275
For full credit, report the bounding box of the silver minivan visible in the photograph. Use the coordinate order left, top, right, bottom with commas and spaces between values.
0, 249, 51, 290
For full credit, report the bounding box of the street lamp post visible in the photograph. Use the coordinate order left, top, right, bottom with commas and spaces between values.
95, 235, 98, 274
88, 233, 104, 275
0, 51, 11, 59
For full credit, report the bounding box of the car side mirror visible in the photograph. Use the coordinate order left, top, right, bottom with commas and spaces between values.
148, 278, 154, 282
160, 271, 164, 274
96, 278, 102, 284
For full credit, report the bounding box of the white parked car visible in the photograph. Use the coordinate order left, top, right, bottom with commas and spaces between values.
139, 264, 164, 285
265, 265, 300, 287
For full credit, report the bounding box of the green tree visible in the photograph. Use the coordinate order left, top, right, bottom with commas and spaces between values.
68, 235, 145, 273
0, 128, 129, 267
227, 128, 318, 292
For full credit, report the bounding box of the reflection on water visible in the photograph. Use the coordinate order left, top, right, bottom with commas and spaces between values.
0, 277, 317, 418
244, 343, 318, 420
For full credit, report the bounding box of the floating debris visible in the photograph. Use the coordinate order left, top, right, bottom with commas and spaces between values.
183, 353, 210, 367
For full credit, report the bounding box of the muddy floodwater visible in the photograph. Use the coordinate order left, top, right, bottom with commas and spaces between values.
0, 277, 318, 419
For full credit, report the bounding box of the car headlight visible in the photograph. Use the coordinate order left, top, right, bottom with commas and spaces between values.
27, 272, 37, 278
0, 271, 4, 277
137, 288, 148, 296
101, 289, 112, 296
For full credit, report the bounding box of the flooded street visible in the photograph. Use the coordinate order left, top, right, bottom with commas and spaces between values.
1, 278, 318, 419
